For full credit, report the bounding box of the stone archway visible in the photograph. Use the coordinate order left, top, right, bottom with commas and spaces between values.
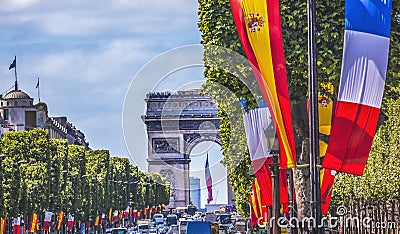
142, 89, 234, 208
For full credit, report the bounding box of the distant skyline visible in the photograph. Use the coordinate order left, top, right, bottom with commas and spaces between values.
0, 0, 228, 205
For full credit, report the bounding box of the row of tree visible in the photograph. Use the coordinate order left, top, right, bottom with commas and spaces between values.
0, 129, 170, 221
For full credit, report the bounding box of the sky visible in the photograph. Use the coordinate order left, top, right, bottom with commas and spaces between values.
0, 0, 227, 206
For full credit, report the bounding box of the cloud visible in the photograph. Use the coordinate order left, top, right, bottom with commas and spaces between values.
0, 0, 199, 37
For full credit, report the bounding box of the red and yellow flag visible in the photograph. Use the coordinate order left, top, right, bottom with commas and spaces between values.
108, 208, 112, 222
94, 215, 100, 227
250, 193, 260, 219
57, 212, 64, 230
29, 214, 38, 233
231, 0, 296, 168
0, 217, 7, 234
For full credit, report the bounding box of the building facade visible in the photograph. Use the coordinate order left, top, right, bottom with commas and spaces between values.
0, 88, 89, 149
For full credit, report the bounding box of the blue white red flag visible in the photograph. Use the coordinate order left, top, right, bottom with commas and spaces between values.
323, 0, 392, 175
205, 154, 213, 204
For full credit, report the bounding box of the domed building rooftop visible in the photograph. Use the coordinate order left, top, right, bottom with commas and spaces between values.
3, 90, 31, 99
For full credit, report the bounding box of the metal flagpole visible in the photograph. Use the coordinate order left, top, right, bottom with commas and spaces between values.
307, 0, 322, 233
14, 56, 18, 90
36, 77, 41, 102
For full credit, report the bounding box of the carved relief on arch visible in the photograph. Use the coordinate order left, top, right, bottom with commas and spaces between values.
160, 169, 176, 199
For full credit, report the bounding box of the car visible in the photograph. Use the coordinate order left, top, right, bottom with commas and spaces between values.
110, 227, 128, 234
153, 214, 164, 225
166, 214, 178, 226
138, 224, 149, 233
148, 228, 157, 234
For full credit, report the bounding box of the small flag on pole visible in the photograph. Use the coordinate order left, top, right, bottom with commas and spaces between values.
9, 56, 16, 70
67, 214, 74, 231
36, 77, 40, 88
29, 214, 38, 233
43, 210, 52, 231
205, 153, 213, 204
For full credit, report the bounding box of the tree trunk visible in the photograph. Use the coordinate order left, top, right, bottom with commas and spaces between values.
292, 97, 312, 233
293, 139, 311, 230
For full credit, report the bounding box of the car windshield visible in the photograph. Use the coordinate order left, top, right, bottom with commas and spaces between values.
219, 215, 231, 224
111, 229, 126, 234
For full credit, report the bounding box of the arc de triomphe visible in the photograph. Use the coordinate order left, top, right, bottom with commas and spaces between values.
142, 89, 234, 208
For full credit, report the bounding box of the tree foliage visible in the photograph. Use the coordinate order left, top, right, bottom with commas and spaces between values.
0, 129, 169, 220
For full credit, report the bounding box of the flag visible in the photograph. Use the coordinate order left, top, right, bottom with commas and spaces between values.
13, 217, 20, 234
133, 210, 137, 219
42, 210, 52, 231
0, 218, 6, 234
230, 0, 296, 169
124, 206, 129, 219
35, 77, 40, 89
108, 208, 112, 222
317, 83, 334, 157
113, 210, 118, 223
250, 193, 260, 220
94, 215, 100, 227
320, 169, 336, 215
28, 214, 38, 233
56, 212, 64, 230
100, 214, 106, 225
249, 195, 258, 228
9, 56, 16, 70
243, 106, 290, 209
252, 181, 263, 218
323, 0, 392, 176
205, 154, 213, 203
67, 214, 74, 231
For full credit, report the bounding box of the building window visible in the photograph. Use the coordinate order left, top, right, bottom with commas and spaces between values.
14, 101, 18, 106
4, 109, 9, 120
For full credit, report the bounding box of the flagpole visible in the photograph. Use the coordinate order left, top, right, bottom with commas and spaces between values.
37, 77, 41, 102
307, 0, 322, 233
14, 56, 18, 90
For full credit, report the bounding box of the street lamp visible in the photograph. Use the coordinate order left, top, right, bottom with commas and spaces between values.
265, 121, 280, 234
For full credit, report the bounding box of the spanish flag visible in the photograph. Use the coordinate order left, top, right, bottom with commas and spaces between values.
318, 83, 334, 157
249, 195, 258, 228
57, 212, 64, 230
94, 215, 100, 227
28, 214, 38, 233
250, 193, 260, 219
231, 0, 296, 168
108, 208, 112, 222
0, 217, 6, 234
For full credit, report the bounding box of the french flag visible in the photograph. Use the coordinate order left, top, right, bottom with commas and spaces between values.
13, 217, 20, 234
67, 214, 74, 231
205, 154, 213, 204
42, 210, 52, 231
323, 0, 392, 175
242, 107, 289, 210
